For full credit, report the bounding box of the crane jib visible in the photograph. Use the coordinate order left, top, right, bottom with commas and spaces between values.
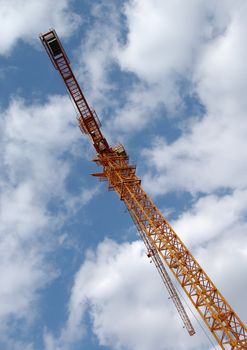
39, 29, 109, 154
40, 29, 247, 349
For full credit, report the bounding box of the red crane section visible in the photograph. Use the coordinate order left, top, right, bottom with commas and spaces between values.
40, 30, 109, 154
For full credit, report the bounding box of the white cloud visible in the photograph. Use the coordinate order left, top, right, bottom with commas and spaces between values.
76, 2, 121, 103
107, 0, 229, 135
74, 1, 235, 136
75, 1, 190, 136
44, 196, 247, 349
0, 336, 34, 350
195, 230, 247, 325
45, 239, 219, 350
141, 1, 247, 196
172, 190, 247, 249
142, 105, 247, 195
195, 3, 247, 115
0, 0, 81, 55
105, 80, 180, 136
172, 194, 247, 327
118, 0, 210, 82
0, 95, 95, 347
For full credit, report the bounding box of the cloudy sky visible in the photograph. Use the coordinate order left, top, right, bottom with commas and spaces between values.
1, 0, 247, 349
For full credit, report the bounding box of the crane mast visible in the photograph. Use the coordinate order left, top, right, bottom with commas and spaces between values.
40, 29, 247, 349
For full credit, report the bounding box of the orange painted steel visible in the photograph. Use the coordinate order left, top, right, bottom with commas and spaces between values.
138, 228, 195, 336
40, 29, 247, 349
94, 151, 247, 349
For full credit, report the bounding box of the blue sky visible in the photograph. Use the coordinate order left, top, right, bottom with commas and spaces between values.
1, 1, 247, 349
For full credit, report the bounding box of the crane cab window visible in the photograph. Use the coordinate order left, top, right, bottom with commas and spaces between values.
48, 38, 62, 57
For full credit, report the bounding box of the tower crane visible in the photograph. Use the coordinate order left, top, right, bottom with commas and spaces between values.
40, 29, 247, 349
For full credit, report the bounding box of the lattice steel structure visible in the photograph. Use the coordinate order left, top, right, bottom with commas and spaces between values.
40, 29, 247, 349
138, 229, 195, 336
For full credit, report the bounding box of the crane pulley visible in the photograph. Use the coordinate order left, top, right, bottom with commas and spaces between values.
40, 29, 247, 349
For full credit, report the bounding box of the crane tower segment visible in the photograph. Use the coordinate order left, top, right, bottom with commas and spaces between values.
40, 29, 247, 349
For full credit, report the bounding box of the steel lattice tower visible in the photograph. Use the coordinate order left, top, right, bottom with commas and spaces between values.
40, 29, 247, 349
